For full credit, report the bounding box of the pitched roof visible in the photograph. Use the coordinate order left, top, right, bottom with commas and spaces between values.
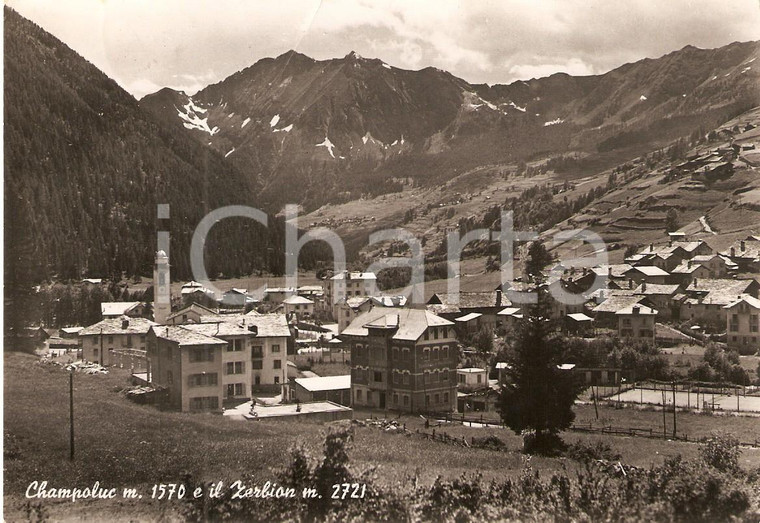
166, 302, 219, 321
615, 304, 658, 315
342, 308, 454, 341
181, 322, 253, 338
294, 375, 351, 392
591, 264, 633, 278
455, 312, 482, 322
592, 295, 647, 314
80, 316, 157, 336
633, 283, 680, 296
724, 294, 760, 310
151, 325, 227, 346
283, 296, 314, 305
427, 291, 503, 309
101, 301, 141, 316
625, 266, 670, 277
685, 279, 758, 305
567, 313, 593, 322
721, 237, 760, 260
330, 271, 377, 280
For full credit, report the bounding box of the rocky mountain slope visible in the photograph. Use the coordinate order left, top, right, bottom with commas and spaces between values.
141, 42, 760, 212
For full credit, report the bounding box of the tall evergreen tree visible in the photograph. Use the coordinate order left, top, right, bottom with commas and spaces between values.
498, 288, 583, 453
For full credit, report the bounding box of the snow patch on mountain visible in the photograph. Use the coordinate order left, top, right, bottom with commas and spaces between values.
242, 117, 251, 128
316, 136, 336, 158
382, 62, 391, 70
273, 124, 293, 133
225, 148, 235, 158
177, 99, 219, 135
639, 95, 647, 101
270, 114, 280, 127
543, 118, 564, 126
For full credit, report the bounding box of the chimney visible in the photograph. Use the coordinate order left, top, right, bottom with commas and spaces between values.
669, 237, 673, 246
688, 260, 692, 268
121, 317, 130, 329
247, 325, 258, 335
641, 281, 647, 292
633, 305, 640, 315
608, 267, 613, 278
693, 278, 698, 288
731, 247, 736, 257
496, 288, 502, 307
628, 278, 634, 289
649, 243, 654, 251
741, 241, 746, 252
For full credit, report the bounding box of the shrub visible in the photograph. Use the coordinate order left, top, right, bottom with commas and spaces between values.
700, 432, 740, 472
565, 440, 622, 463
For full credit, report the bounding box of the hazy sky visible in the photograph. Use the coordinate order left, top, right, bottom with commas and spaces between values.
7, 0, 760, 99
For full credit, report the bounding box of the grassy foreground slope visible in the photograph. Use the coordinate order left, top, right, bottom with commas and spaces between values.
4, 351, 760, 520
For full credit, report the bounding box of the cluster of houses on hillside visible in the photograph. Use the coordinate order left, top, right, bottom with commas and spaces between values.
60, 232, 759, 416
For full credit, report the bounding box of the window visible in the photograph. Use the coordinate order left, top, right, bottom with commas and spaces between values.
392, 347, 399, 361
393, 393, 398, 404
751, 315, 759, 333
108, 335, 113, 344
356, 389, 362, 401
442, 370, 448, 381
442, 346, 449, 359
235, 383, 245, 396
189, 396, 219, 411
403, 373, 410, 385
274, 360, 282, 369
393, 372, 400, 384
403, 395, 409, 406
402, 348, 410, 361
252, 346, 263, 358
433, 329, 439, 340
227, 339, 243, 352
92, 338, 97, 345
423, 371, 429, 384
226, 361, 244, 375
434, 393, 440, 404
190, 347, 214, 362
126, 335, 133, 348
274, 376, 280, 384
373, 371, 382, 382
425, 395, 430, 406
443, 392, 449, 403
272, 344, 281, 353
432, 347, 439, 360
423, 348, 430, 361
251, 359, 263, 370
188, 373, 218, 387
443, 327, 448, 338
424, 331, 429, 341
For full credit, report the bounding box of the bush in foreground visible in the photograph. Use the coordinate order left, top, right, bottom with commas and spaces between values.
182, 427, 757, 522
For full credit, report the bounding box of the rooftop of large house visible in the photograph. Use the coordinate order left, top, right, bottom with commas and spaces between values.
330, 271, 377, 281
592, 294, 648, 314
427, 291, 504, 312
101, 301, 141, 317
724, 294, 760, 310
590, 264, 633, 278
200, 313, 292, 338
685, 278, 758, 305
282, 296, 314, 305
342, 308, 454, 341
721, 236, 760, 260
80, 316, 156, 336
624, 265, 670, 277
181, 322, 254, 338
633, 283, 681, 296
151, 325, 228, 346
166, 302, 219, 322
369, 295, 408, 307
294, 375, 351, 392
615, 304, 658, 316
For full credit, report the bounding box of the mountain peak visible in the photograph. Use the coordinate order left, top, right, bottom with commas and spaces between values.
344, 50, 363, 60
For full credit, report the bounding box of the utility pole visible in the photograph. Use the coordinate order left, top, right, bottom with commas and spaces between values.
69, 371, 75, 460
672, 382, 677, 438
661, 390, 667, 439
